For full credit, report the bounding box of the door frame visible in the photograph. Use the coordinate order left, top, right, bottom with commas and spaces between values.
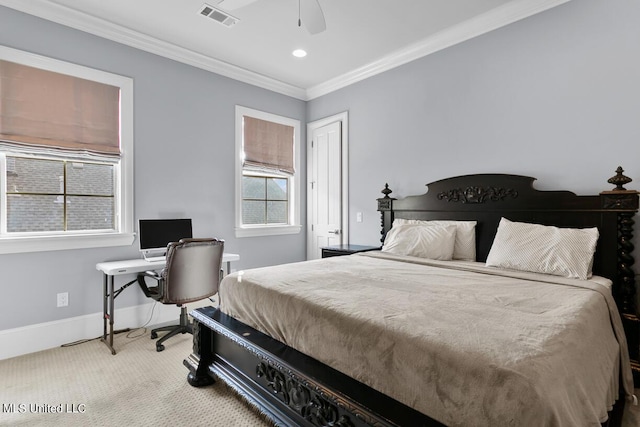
306, 111, 349, 259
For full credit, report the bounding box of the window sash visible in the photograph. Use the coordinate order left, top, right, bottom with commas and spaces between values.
1, 153, 117, 235
241, 173, 289, 225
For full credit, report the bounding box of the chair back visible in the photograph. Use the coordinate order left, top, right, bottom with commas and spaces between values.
161, 238, 224, 305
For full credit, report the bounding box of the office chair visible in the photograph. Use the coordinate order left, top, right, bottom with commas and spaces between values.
137, 237, 224, 352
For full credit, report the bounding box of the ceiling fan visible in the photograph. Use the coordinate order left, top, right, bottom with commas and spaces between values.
214, 0, 326, 34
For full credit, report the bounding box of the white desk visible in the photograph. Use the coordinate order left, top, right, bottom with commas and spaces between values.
96, 253, 239, 354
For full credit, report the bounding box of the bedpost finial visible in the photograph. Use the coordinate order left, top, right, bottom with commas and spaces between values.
608, 166, 632, 191
381, 183, 392, 199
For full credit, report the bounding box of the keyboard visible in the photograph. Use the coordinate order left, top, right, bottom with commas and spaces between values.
144, 256, 166, 263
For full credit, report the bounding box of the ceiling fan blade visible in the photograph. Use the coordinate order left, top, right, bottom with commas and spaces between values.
300, 0, 326, 34
217, 0, 259, 11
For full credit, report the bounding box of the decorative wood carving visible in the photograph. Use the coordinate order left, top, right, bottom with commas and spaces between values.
603, 194, 639, 210
256, 362, 355, 427
437, 186, 518, 204
601, 168, 639, 315
192, 320, 201, 355
380, 183, 392, 199
377, 199, 392, 210
608, 166, 633, 191
618, 212, 637, 314
377, 184, 396, 244
377, 184, 394, 211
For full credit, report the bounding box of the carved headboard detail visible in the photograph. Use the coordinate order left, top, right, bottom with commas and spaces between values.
437, 186, 518, 204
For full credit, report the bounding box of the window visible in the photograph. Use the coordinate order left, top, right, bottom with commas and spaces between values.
0, 46, 134, 254
235, 106, 301, 237
5, 157, 115, 232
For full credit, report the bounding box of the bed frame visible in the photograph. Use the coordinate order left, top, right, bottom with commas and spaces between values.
185, 170, 639, 427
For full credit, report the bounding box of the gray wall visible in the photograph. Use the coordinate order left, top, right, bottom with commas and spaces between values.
0, 7, 307, 330
308, 0, 640, 255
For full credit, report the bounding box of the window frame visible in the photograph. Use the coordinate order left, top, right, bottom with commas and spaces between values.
0, 46, 134, 254
235, 105, 301, 238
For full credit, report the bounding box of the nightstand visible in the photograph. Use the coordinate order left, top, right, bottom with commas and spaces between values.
321, 244, 380, 258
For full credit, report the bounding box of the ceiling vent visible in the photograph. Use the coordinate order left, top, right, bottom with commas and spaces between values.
199, 4, 239, 27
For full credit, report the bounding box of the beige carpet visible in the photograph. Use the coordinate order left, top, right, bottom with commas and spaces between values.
0, 327, 639, 427
0, 329, 272, 427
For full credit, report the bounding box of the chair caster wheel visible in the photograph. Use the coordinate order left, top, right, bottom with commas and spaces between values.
150, 331, 158, 339
156, 344, 165, 352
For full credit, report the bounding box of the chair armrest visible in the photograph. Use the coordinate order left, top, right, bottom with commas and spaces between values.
137, 271, 163, 300
141, 270, 162, 280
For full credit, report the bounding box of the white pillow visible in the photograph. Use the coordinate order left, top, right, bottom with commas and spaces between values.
485, 218, 599, 280
382, 224, 457, 260
392, 219, 477, 261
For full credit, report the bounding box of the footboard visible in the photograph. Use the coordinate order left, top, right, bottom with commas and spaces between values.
184, 306, 628, 427
183, 306, 444, 427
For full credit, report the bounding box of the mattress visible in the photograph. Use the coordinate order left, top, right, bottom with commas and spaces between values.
219, 251, 634, 426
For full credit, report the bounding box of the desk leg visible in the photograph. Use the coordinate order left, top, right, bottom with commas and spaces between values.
108, 276, 116, 354
100, 274, 117, 355
102, 274, 108, 342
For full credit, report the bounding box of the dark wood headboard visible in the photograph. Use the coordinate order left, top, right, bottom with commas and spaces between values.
377, 170, 640, 384
377, 171, 639, 316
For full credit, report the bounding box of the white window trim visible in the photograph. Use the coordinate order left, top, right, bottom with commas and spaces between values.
0, 46, 134, 254
235, 105, 301, 238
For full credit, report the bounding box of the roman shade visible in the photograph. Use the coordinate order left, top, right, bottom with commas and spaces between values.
0, 60, 120, 158
243, 116, 294, 175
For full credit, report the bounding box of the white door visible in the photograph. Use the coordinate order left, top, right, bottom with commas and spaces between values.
307, 113, 348, 260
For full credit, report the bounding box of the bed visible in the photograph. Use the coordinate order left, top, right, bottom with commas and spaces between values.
184, 171, 639, 427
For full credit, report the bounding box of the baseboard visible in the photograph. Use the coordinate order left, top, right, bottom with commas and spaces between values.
0, 299, 215, 361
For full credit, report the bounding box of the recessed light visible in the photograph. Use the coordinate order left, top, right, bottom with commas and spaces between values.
292, 49, 307, 58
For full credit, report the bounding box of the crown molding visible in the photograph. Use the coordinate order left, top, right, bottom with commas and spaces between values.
0, 0, 307, 100
305, 0, 572, 99
0, 0, 571, 102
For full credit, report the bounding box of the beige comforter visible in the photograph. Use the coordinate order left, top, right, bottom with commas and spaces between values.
219, 251, 636, 426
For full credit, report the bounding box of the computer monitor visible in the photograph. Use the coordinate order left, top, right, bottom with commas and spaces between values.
138, 218, 193, 259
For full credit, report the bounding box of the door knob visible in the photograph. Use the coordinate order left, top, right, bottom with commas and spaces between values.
328, 229, 341, 235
